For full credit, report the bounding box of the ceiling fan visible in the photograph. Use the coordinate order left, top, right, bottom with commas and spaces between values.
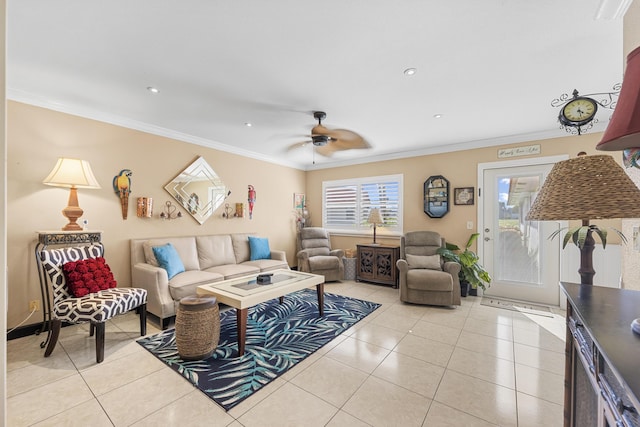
288, 111, 371, 157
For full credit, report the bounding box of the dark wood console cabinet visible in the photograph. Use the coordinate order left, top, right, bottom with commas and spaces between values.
560, 282, 640, 427
356, 244, 399, 288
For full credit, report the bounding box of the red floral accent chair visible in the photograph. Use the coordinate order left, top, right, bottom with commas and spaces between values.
39, 244, 147, 363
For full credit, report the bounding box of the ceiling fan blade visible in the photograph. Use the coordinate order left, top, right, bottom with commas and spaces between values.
324, 129, 371, 148
315, 142, 339, 157
286, 140, 311, 152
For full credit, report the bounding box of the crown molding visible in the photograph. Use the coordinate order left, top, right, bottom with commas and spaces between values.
9, 87, 608, 172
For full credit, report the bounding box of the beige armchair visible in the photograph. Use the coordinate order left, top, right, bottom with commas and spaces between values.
396, 231, 461, 306
296, 227, 344, 282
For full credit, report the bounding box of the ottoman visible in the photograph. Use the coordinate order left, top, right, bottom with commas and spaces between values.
175, 296, 220, 360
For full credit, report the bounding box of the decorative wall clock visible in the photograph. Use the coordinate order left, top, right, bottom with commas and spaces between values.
551, 86, 620, 136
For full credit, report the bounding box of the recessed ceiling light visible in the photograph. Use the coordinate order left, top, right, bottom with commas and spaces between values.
433, 114, 443, 119
244, 122, 253, 127
146, 86, 159, 94
404, 68, 417, 76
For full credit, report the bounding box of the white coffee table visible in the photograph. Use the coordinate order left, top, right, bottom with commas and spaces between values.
196, 269, 325, 356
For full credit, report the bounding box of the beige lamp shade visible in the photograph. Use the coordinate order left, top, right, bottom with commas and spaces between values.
43, 158, 101, 189
367, 208, 383, 225
526, 154, 640, 221
367, 208, 383, 244
43, 158, 101, 231
596, 45, 640, 151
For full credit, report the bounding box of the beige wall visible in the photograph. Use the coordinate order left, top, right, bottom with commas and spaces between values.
7, 101, 630, 329
306, 131, 620, 255
7, 101, 306, 328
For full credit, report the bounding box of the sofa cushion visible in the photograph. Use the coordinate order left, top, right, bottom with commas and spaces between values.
142, 241, 160, 267
153, 243, 186, 280
168, 270, 224, 301
204, 264, 259, 280
231, 233, 255, 263
242, 259, 288, 272
142, 237, 200, 271
249, 236, 271, 260
406, 269, 453, 292
196, 235, 236, 270
406, 254, 441, 270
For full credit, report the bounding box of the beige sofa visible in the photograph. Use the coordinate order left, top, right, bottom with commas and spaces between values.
131, 233, 288, 328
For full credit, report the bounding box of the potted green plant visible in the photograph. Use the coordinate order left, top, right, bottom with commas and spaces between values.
436, 233, 491, 296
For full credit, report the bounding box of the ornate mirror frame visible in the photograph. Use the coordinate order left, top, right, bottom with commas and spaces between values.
164, 157, 229, 224
424, 175, 449, 218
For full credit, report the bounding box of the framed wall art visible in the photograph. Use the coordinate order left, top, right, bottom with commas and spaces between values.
454, 187, 474, 205
294, 193, 305, 209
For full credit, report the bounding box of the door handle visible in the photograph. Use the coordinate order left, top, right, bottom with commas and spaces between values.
484, 237, 491, 241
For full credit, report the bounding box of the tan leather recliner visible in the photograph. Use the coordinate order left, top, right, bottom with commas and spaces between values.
296, 227, 344, 282
396, 231, 461, 306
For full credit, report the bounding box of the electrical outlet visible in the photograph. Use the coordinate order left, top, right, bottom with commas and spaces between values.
29, 300, 40, 312
466, 221, 473, 230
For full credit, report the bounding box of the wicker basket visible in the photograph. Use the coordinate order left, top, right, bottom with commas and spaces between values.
175, 296, 220, 360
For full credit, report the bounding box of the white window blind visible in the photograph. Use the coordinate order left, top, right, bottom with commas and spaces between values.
322, 174, 403, 235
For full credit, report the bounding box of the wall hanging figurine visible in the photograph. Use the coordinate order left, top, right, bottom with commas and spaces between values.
248, 185, 256, 219
137, 197, 153, 218
113, 169, 132, 220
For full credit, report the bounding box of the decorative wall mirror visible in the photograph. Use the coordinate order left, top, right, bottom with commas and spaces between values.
164, 157, 229, 224
424, 175, 449, 218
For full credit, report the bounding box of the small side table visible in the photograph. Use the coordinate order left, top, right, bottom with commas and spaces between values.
34, 230, 103, 349
356, 244, 400, 288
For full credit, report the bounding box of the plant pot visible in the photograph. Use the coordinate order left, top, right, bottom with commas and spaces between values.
468, 287, 478, 296
460, 281, 470, 297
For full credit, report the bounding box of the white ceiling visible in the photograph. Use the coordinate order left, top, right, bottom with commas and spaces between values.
7, 1, 625, 170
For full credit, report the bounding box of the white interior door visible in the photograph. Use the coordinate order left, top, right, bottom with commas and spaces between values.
478, 157, 566, 306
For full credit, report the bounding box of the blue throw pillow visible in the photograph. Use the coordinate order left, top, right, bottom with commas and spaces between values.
249, 236, 271, 261
152, 243, 185, 279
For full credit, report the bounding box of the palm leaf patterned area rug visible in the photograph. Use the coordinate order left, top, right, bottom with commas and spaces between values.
137, 289, 380, 411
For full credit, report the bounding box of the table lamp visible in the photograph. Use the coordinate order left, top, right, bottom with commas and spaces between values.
367, 208, 383, 244
526, 154, 640, 285
596, 45, 640, 151
43, 158, 101, 231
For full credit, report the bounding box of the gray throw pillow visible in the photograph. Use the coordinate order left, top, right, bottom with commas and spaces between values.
406, 254, 441, 270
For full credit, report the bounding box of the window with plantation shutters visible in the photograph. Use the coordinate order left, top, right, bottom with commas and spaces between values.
322, 174, 403, 235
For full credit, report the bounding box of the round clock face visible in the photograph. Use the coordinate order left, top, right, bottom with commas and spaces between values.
559, 97, 598, 126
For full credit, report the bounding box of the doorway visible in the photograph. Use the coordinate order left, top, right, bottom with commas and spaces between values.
477, 156, 567, 305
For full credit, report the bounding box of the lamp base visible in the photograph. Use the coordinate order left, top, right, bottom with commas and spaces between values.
61, 187, 84, 231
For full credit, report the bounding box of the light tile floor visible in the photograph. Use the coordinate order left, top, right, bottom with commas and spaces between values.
7, 281, 567, 426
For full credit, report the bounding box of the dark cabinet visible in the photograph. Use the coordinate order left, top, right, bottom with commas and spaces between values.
560, 282, 640, 427
356, 244, 399, 288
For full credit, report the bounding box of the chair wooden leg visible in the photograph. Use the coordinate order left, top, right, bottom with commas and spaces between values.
89, 322, 95, 337
139, 303, 147, 336
44, 319, 61, 357
94, 322, 105, 363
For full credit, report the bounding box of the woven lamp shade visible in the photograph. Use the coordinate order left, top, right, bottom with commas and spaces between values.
526, 155, 640, 221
